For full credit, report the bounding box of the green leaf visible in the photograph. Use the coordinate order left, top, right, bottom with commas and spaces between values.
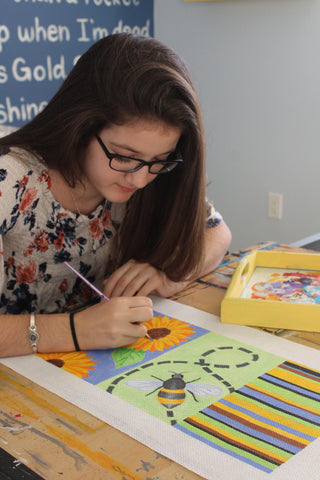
112, 347, 145, 368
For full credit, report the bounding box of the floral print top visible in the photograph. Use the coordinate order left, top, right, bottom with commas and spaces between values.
0, 148, 221, 315
0, 149, 125, 314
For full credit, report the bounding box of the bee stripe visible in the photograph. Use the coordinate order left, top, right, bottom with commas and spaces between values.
158, 389, 185, 400
158, 397, 184, 406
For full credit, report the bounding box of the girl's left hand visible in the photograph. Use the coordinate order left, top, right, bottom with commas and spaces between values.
103, 259, 189, 298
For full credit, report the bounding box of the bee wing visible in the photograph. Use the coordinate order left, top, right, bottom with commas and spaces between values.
186, 383, 222, 397
125, 379, 162, 391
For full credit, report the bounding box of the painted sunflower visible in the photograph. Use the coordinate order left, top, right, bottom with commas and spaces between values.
131, 315, 195, 353
37, 351, 98, 378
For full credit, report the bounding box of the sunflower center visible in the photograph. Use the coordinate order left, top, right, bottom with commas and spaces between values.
47, 358, 65, 368
147, 327, 171, 339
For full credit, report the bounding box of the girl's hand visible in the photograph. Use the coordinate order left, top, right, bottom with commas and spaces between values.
74, 296, 153, 350
103, 260, 189, 298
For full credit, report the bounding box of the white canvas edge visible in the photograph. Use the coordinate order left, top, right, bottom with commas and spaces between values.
2, 297, 320, 480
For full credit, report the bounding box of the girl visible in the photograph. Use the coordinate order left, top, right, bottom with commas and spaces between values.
0, 33, 231, 357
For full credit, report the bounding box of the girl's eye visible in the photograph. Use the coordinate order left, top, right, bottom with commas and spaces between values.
114, 155, 133, 163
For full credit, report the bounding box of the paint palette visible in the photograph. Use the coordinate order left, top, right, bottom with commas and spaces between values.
221, 250, 320, 331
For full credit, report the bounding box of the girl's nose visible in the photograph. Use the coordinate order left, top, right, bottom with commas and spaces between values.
125, 166, 153, 189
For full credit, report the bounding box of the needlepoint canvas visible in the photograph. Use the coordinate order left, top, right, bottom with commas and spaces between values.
2, 298, 320, 479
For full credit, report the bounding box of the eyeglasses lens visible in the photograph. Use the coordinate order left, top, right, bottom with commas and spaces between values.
110, 155, 181, 174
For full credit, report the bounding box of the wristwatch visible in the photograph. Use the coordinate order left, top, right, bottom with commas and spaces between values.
28, 313, 39, 353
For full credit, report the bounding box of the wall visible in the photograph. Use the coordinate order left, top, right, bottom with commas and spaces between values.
155, 0, 320, 250
0, 0, 153, 127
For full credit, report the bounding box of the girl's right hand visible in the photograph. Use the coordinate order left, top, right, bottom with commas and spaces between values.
74, 296, 153, 350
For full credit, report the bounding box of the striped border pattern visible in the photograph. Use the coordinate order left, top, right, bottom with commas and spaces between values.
175, 361, 320, 473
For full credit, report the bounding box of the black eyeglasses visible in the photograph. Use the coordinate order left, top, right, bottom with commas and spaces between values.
95, 135, 183, 174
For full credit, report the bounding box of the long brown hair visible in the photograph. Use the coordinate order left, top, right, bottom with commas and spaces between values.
0, 33, 207, 281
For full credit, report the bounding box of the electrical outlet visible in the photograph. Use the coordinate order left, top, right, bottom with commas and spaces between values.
268, 192, 283, 219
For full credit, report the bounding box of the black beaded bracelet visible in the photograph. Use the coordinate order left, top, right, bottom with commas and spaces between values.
69, 312, 80, 351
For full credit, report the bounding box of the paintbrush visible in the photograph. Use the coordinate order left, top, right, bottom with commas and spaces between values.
64, 261, 153, 341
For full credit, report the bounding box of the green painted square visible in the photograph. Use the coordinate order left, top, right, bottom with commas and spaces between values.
98, 332, 284, 425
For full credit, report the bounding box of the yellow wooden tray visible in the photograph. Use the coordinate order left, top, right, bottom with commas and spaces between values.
220, 250, 320, 332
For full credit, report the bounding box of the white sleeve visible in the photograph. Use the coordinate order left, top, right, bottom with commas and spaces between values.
206, 198, 222, 228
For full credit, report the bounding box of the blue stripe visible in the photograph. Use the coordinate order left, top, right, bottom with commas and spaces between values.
239, 386, 320, 425
261, 373, 320, 402
173, 422, 273, 473
283, 361, 320, 381
202, 407, 299, 454
220, 398, 315, 442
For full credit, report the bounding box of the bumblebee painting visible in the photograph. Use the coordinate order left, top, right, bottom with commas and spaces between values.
126, 372, 222, 424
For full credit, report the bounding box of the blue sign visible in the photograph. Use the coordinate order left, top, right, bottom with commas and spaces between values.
0, 0, 154, 126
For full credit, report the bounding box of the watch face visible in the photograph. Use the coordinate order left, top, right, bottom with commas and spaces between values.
28, 323, 39, 352
30, 333, 38, 343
